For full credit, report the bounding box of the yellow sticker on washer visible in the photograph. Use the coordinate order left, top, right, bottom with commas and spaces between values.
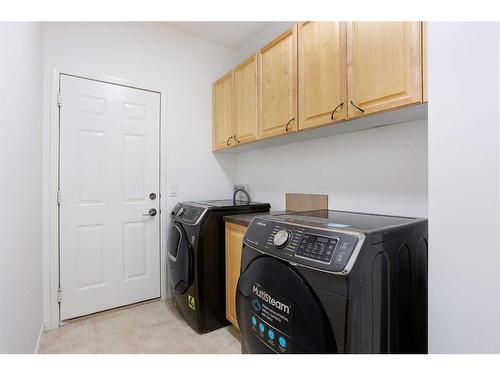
188, 295, 195, 310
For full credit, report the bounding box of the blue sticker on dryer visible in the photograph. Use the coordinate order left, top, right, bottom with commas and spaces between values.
327, 223, 351, 228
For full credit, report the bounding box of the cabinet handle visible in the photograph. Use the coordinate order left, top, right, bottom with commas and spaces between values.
234, 135, 240, 143
226, 136, 233, 146
285, 117, 295, 132
350, 100, 365, 113
330, 102, 344, 120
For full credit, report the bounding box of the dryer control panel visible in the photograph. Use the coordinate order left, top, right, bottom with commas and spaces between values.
170, 203, 207, 225
243, 217, 365, 274
295, 233, 338, 264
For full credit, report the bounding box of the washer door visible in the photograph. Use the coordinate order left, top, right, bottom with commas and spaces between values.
167, 222, 193, 295
236, 255, 336, 354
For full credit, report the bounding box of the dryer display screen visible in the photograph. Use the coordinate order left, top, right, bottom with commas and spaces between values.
295, 234, 338, 264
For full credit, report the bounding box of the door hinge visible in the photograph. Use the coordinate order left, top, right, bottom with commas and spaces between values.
57, 288, 62, 303
57, 93, 62, 107
57, 190, 61, 205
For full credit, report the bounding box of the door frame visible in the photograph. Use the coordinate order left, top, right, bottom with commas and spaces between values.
43, 68, 168, 329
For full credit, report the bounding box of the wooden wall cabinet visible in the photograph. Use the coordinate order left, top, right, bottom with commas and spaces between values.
298, 22, 347, 130
258, 26, 298, 139
225, 222, 246, 328
212, 22, 427, 152
234, 54, 258, 145
347, 22, 422, 118
212, 72, 233, 150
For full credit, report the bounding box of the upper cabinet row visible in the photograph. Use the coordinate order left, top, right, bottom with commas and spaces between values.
213, 22, 427, 151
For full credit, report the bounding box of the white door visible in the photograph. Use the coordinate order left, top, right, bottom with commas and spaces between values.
59, 74, 161, 320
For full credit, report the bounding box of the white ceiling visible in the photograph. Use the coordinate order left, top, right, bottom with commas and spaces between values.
164, 22, 271, 50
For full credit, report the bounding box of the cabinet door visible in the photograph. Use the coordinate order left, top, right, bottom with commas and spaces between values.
225, 222, 246, 328
234, 54, 258, 145
259, 26, 297, 139
212, 71, 234, 150
298, 22, 347, 130
347, 22, 422, 118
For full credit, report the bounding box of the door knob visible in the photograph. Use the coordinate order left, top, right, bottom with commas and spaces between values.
143, 208, 157, 217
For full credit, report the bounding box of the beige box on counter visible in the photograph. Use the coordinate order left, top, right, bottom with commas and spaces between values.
285, 193, 328, 212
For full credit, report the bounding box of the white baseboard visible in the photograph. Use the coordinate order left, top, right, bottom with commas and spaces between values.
34, 321, 45, 354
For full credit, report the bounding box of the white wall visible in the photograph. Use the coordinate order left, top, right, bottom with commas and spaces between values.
0, 22, 44, 353
236, 119, 428, 216
233, 23, 428, 217
42, 22, 239, 326
428, 22, 500, 353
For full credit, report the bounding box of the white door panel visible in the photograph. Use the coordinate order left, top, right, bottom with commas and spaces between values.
59, 75, 160, 320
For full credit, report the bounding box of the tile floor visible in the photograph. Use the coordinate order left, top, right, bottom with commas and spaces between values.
38, 300, 241, 354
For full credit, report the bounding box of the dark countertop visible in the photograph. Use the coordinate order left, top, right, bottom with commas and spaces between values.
223, 212, 271, 227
